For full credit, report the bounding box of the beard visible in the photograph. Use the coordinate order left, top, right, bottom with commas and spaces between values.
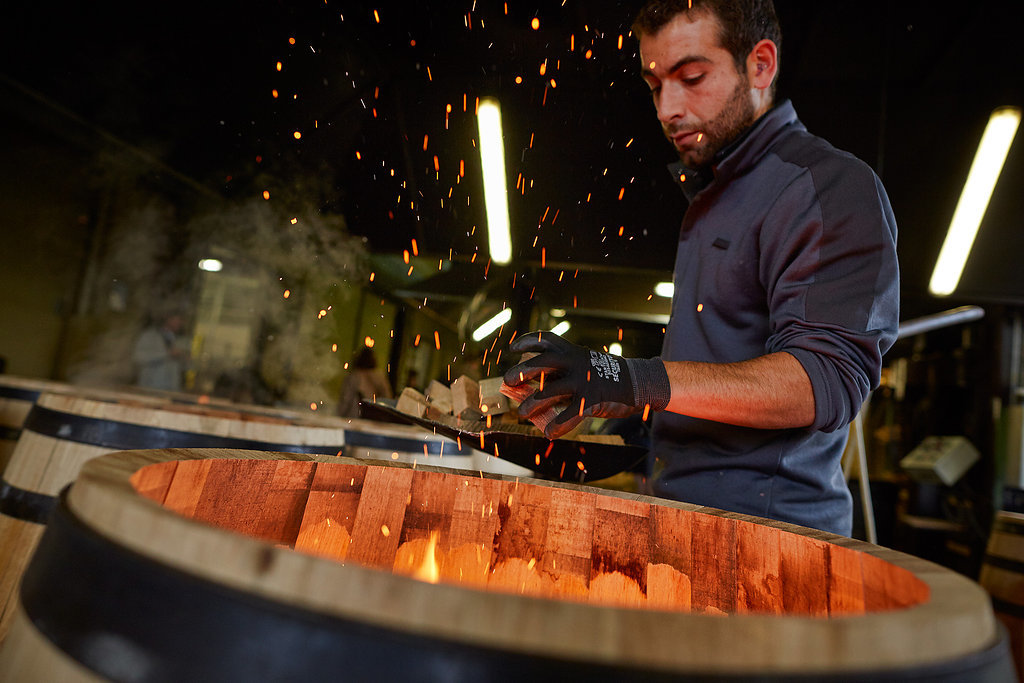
664, 74, 757, 168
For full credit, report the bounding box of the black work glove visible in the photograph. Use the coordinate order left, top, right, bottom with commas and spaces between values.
503, 331, 671, 439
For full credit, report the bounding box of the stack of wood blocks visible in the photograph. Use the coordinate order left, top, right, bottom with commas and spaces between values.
396, 376, 510, 422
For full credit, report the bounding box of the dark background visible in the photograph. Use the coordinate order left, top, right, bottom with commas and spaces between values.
4, 1, 1023, 341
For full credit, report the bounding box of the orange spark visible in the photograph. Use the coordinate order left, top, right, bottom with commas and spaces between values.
434, 330, 441, 350
373, 9, 380, 23
414, 334, 421, 346
411, 238, 419, 256
262, 190, 270, 200
531, 17, 540, 30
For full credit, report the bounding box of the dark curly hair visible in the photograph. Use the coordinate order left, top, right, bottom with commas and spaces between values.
632, 0, 782, 77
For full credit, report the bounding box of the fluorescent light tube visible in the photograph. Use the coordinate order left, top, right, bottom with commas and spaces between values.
654, 282, 674, 298
929, 106, 1021, 296
550, 321, 571, 336
472, 308, 512, 342
477, 98, 512, 265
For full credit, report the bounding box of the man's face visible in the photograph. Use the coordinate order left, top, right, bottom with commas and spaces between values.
640, 12, 757, 168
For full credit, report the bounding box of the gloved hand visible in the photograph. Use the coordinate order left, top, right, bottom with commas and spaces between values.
503, 331, 671, 439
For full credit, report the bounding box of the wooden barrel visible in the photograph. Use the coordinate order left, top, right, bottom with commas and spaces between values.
981, 509, 1024, 678
0, 376, 78, 474
0, 448, 1012, 681
0, 376, 177, 476
0, 392, 474, 642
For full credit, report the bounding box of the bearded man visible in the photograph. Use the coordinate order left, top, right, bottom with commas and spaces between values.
504, 0, 899, 536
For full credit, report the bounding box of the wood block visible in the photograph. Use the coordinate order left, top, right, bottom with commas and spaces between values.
396, 387, 431, 418
451, 376, 482, 420
424, 380, 453, 415
478, 377, 509, 416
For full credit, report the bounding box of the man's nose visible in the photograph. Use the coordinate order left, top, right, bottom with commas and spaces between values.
657, 82, 687, 124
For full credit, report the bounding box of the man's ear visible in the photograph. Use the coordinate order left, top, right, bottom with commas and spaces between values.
747, 39, 778, 90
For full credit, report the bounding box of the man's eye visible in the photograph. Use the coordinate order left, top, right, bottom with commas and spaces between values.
683, 74, 705, 85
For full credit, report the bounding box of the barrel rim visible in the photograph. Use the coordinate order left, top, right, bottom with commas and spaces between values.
65, 448, 1000, 675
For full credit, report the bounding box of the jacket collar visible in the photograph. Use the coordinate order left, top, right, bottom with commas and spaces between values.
667, 99, 802, 203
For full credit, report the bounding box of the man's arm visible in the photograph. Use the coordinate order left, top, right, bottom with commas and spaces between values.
503, 333, 815, 438
663, 352, 814, 429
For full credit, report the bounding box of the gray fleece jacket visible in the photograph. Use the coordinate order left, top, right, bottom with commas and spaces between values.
650, 100, 900, 536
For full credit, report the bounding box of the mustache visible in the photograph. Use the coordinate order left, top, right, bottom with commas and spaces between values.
663, 121, 701, 137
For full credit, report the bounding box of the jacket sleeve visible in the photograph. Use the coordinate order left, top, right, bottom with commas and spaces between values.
760, 157, 900, 433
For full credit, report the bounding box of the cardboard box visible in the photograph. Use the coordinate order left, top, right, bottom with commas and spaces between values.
900, 436, 979, 486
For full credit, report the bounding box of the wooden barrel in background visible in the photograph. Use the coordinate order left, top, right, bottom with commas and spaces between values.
0, 448, 1013, 681
0, 376, 57, 473
0, 392, 477, 642
981, 509, 1024, 678
0, 376, 184, 475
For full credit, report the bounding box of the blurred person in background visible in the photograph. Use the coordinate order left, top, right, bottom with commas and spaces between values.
132, 311, 189, 392
337, 346, 393, 418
